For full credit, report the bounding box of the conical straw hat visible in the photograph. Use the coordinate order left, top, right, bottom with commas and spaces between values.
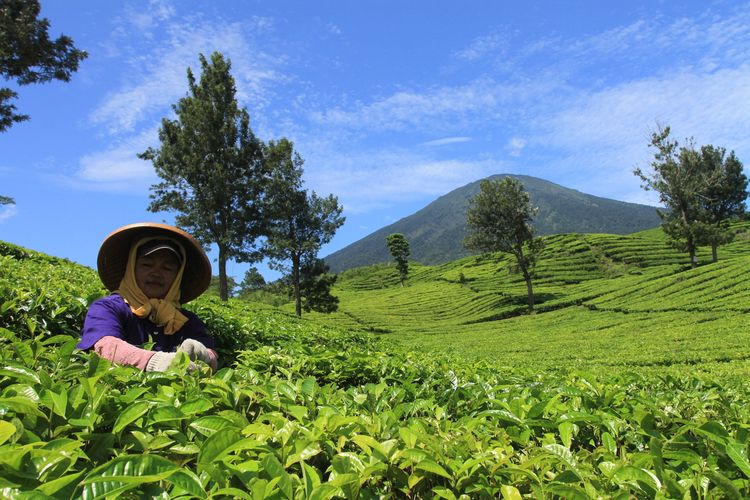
97, 222, 211, 303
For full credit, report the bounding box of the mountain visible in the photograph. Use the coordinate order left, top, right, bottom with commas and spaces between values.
324, 174, 662, 273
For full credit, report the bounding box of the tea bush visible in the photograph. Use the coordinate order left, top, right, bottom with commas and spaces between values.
4, 232, 750, 498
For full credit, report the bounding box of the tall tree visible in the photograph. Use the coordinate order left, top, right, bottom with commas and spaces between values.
0, 0, 87, 131
464, 177, 544, 311
0, 195, 14, 205
263, 139, 345, 316
695, 145, 747, 262
299, 258, 339, 313
238, 266, 266, 297
634, 126, 705, 268
139, 52, 267, 300
386, 233, 410, 286
635, 126, 747, 267
207, 275, 238, 299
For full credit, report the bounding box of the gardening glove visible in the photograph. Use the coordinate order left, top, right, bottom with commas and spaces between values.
145, 351, 177, 372
145, 351, 197, 372
177, 339, 217, 371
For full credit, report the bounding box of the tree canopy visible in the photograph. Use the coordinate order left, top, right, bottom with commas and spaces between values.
0, 0, 87, 131
465, 177, 544, 310
139, 52, 267, 301
634, 126, 747, 265
386, 233, 410, 286
262, 139, 345, 316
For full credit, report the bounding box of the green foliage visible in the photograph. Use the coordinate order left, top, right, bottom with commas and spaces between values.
0, 195, 13, 205
205, 275, 239, 299
386, 233, 410, 286
299, 258, 339, 313
465, 177, 544, 310
237, 267, 266, 297
139, 51, 266, 301
0, 0, 87, 131
5, 227, 750, 496
635, 126, 748, 266
319, 221, 750, 370
263, 139, 345, 316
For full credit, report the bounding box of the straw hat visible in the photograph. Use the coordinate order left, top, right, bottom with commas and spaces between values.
97, 222, 212, 303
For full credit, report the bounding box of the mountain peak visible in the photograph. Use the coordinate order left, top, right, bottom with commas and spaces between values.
324, 174, 661, 273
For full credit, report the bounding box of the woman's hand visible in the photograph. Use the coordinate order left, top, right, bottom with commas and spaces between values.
178, 339, 218, 371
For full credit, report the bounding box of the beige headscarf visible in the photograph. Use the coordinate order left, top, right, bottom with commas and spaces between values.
116, 236, 188, 334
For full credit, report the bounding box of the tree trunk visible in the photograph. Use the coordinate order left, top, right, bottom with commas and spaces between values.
711, 243, 718, 263
218, 244, 228, 301
516, 245, 534, 311
292, 252, 302, 316
523, 269, 535, 311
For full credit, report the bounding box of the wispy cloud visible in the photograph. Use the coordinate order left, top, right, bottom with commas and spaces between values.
89, 15, 282, 135
123, 0, 176, 32
309, 77, 553, 133
506, 137, 526, 157
303, 146, 508, 213
0, 204, 18, 223
420, 137, 471, 147
453, 30, 508, 62
81, 6, 288, 189
73, 126, 159, 192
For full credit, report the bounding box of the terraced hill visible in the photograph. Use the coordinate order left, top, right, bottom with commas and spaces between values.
307, 222, 750, 372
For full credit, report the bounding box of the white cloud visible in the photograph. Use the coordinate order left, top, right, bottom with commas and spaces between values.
89, 16, 283, 135
75, 126, 159, 189
0, 204, 18, 223
309, 77, 553, 133
454, 31, 508, 61
302, 146, 507, 214
123, 0, 176, 32
506, 137, 526, 157
420, 137, 471, 147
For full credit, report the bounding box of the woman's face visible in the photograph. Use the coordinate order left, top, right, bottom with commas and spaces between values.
134, 249, 181, 299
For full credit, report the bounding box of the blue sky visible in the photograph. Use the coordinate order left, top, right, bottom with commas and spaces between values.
2, 0, 749, 282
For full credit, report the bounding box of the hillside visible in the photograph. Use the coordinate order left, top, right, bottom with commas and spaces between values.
311, 222, 750, 372
324, 174, 662, 272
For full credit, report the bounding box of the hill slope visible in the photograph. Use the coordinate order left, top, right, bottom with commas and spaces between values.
324, 174, 661, 272
311, 222, 750, 371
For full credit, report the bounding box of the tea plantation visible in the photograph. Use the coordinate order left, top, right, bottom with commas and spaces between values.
2, 224, 750, 499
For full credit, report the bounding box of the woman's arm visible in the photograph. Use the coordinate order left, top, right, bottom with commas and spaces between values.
93, 335, 155, 370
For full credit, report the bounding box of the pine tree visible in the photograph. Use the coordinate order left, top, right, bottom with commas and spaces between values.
386, 233, 410, 286
262, 139, 344, 316
139, 52, 267, 300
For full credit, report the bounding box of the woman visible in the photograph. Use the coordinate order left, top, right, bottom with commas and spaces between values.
77, 222, 217, 372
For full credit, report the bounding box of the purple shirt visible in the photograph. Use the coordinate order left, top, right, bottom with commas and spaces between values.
77, 294, 214, 352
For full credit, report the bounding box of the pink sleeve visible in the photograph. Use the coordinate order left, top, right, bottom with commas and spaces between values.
93, 336, 155, 371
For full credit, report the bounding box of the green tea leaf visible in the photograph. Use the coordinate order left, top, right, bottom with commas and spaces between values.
112, 401, 150, 434
725, 440, 750, 479
415, 459, 452, 480
190, 415, 234, 436
501, 485, 522, 500
0, 420, 16, 445
79, 454, 181, 498
35, 470, 85, 496
197, 427, 242, 467
169, 469, 207, 499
